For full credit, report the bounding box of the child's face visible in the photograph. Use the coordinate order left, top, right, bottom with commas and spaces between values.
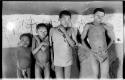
37, 27, 47, 39
94, 11, 105, 23
20, 36, 30, 47
59, 15, 71, 27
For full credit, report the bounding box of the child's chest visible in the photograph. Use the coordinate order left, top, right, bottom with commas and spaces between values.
17, 47, 31, 59
54, 27, 72, 37
89, 25, 105, 35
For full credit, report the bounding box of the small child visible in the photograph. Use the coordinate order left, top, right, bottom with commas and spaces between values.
16, 33, 33, 78
32, 23, 50, 78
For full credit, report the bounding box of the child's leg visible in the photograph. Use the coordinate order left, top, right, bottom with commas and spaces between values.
17, 68, 23, 78
55, 66, 63, 78
90, 54, 100, 78
26, 68, 31, 78
44, 63, 50, 78
100, 59, 109, 78
79, 56, 97, 78
64, 65, 71, 78
35, 64, 42, 78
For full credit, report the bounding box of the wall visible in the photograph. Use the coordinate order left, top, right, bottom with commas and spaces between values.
2, 13, 123, 48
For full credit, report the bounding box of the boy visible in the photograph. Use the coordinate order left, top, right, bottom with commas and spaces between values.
79, 8, 115, 78
16, 33, 33, 78
49, 10, 76, 78
32, 23, 50, 78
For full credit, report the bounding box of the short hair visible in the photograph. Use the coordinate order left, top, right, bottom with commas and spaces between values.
93, 8, 105, 14
36, 23, 47, 30
59, 10, 71, 18
20, 33, 33, 47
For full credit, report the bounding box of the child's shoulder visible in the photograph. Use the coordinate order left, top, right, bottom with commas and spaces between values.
16, 47, 31, 53
15, 47, 24, 53
33, 35, 39, 37
101, 22, 114, 30
33, 35, 39, 39
50, 27, 57, 33
84, 22, 94, 29
83, 22, 93, 30
86, 22, 94, 25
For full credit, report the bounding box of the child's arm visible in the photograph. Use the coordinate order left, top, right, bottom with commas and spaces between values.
32, 37, 43, 55
81, 24, 91, 51
50, 46, 54, 70
65, 32, 75, 47
49, 28, 54, 63
104, 24, 115, 52
49, 28, 55, 70
71, 28, 78, 45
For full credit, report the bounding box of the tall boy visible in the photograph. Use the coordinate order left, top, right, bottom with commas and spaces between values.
80, 8, 115, 78
49, 10, 76, 78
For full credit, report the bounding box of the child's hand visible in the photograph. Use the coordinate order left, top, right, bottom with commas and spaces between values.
40, 42, 48, 47
76, 43, 82, 47
40, 42, 49, 51
42, 42, 49, 46
96, 50, 108, 63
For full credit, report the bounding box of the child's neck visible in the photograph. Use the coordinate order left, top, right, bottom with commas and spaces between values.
60, 24, 67, 28
39, 35, 47, 41
93, 20, 101, 25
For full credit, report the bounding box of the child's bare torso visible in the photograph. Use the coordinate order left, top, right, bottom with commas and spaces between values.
35, 47, 49, 64
87, 23, 107, 52
34, 36, 49, 66
16, 47, 32, 69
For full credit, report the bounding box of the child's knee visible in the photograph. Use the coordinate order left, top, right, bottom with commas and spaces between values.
101, 60, 109, 77
64, 67, 71, 78
44, 68, 50, 78
91, 60, 99, 73
55, 66, 63, 78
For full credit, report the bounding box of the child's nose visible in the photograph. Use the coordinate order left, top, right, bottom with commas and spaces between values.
98, 17, 102, 20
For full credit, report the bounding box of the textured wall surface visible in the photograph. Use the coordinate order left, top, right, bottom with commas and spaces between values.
2, 13, 123, 48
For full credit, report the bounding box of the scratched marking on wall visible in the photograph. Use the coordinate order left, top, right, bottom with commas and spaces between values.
2, 13, 123, 48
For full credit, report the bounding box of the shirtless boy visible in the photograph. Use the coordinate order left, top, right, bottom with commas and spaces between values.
49, 10, 76, 78
16, 33, 33, 78
79, 8, 115, 78
32, 23, 50, 78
